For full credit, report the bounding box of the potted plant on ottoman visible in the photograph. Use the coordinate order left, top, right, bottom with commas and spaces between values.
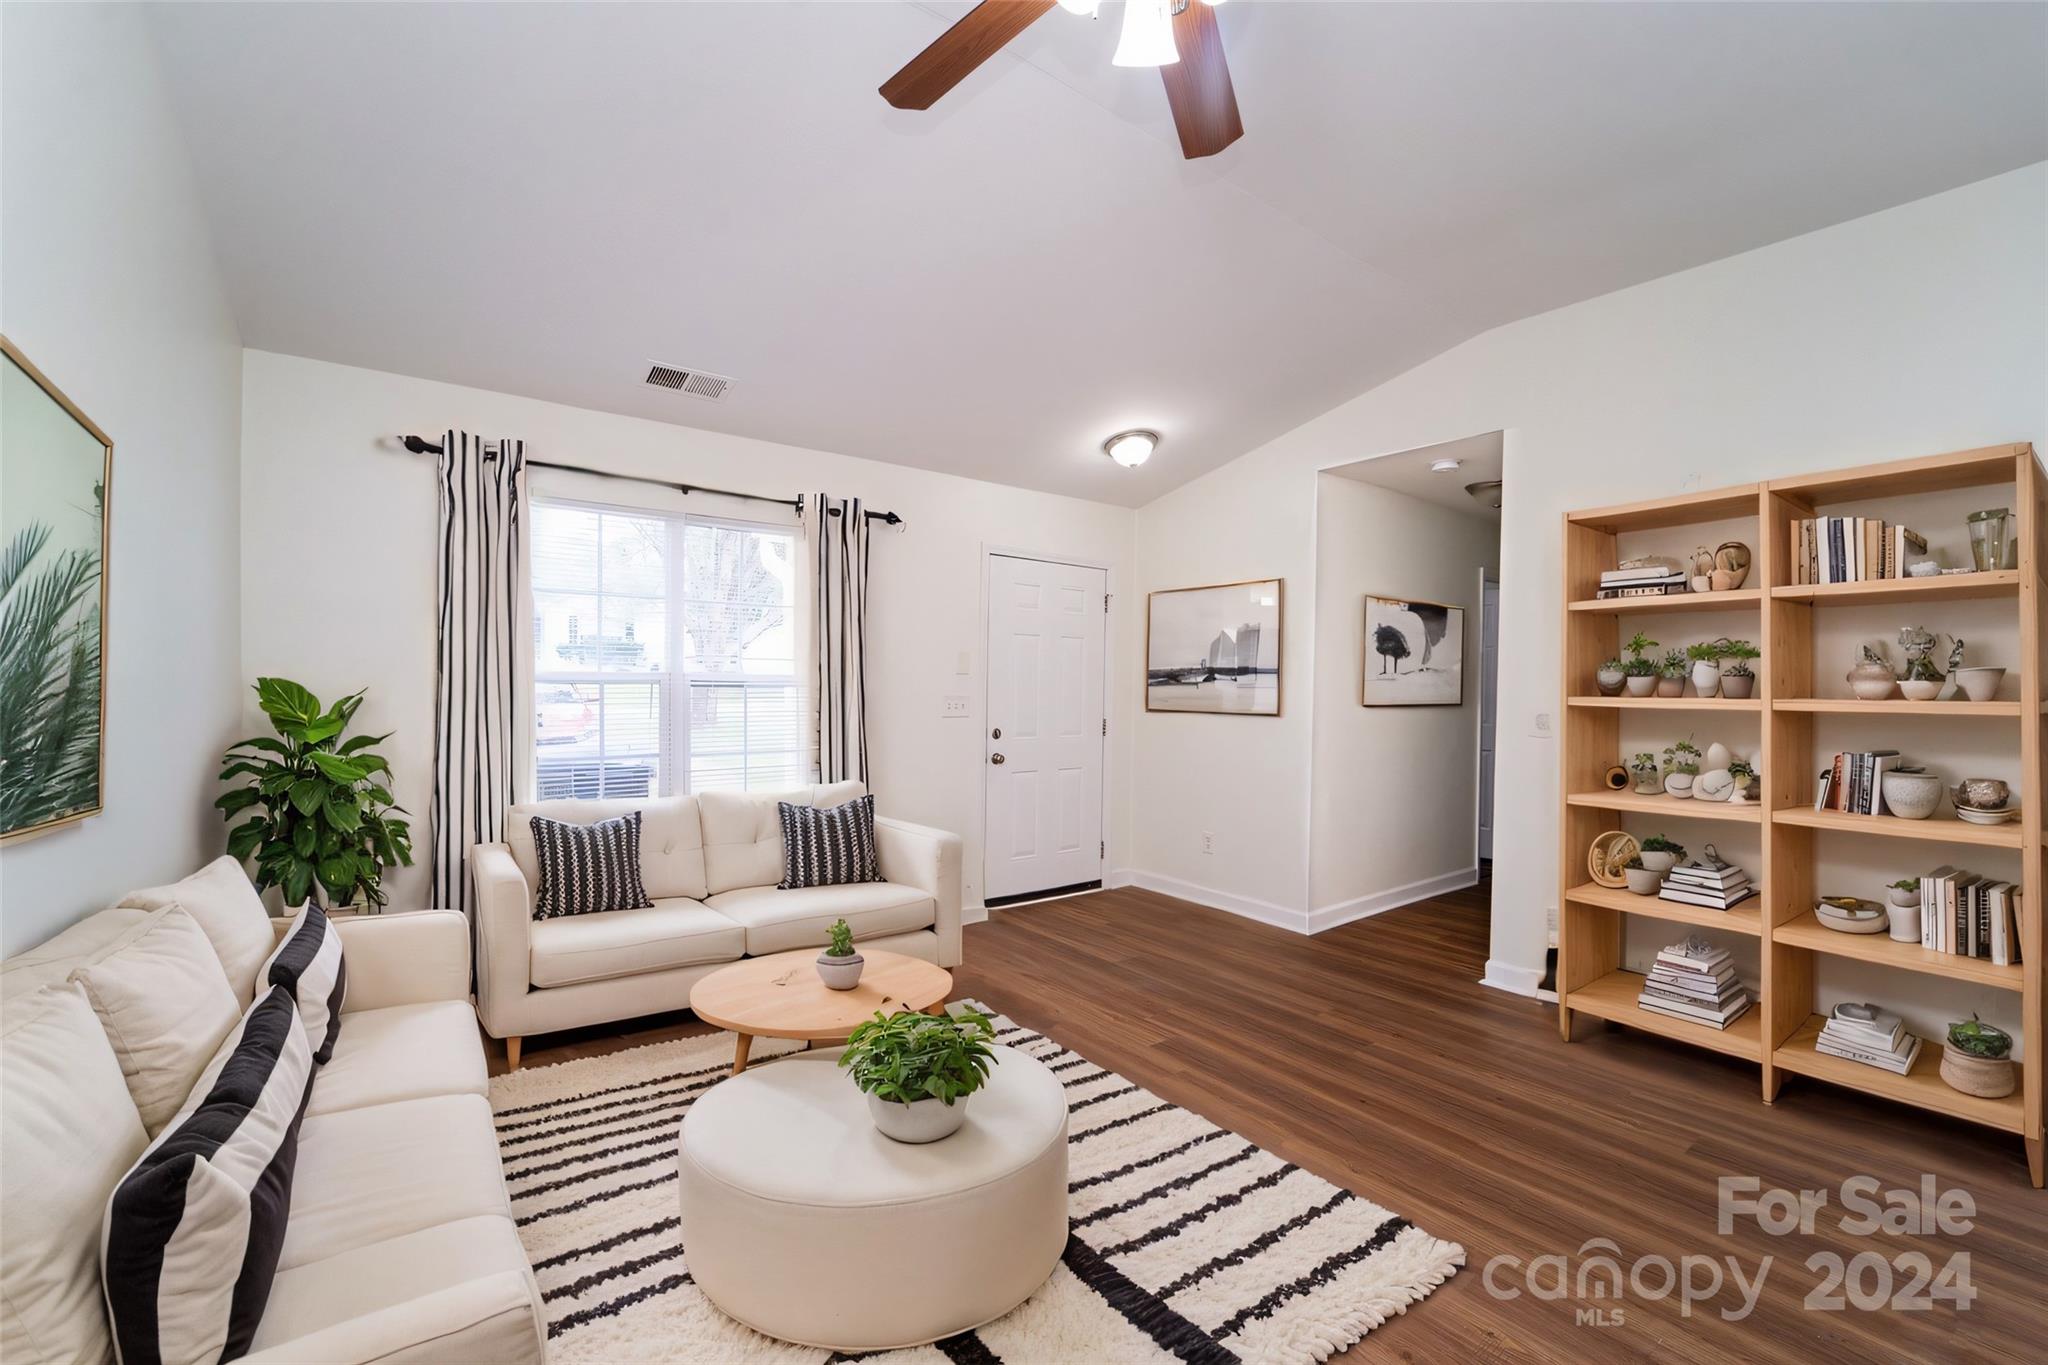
1940, 1015, 2015, 1099
1656, 649, 1687, 698
1622, 632, 1659, 697
1718, 640, 1760, 699
840, 1008, 997, 1143
1638, 835, 1685, 875
816, 918, 864, 990
1685, 642, 1723, 699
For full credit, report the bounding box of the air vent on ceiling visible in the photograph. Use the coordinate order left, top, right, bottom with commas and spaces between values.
642, 362, 732, 402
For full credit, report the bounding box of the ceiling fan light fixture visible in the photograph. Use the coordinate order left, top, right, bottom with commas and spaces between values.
1055, 0, 1100, 15
1112, 0, 1179, 68
1104, 429, 1159, 468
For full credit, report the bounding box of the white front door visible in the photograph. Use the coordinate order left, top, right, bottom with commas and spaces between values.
985, 554, 1107, 901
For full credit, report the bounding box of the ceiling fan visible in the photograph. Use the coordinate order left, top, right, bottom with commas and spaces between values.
880, 0, 1243, 160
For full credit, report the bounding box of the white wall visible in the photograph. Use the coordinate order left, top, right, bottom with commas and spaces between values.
238, 351, 1137, 913
1308, 476, 1499, 924
0, 3, 243, 954
1130, 164, 2048, 983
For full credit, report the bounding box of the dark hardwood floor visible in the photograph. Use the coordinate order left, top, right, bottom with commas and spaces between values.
494, 880, 2045, 1362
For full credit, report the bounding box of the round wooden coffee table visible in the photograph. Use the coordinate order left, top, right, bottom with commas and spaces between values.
689, 948, 954, 1075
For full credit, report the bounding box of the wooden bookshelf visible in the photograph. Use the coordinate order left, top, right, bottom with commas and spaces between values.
1557, 443, 2045, 1187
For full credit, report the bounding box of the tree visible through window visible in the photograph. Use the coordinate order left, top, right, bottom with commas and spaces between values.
530, 500, 800, 798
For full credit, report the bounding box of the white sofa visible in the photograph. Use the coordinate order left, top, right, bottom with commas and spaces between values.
473, 780, 963, 1065
0, 859, 544, 1365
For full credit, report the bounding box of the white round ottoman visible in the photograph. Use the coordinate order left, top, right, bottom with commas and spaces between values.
677, 1044, 1068, 1352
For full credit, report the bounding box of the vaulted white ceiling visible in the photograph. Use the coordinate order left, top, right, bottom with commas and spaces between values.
144, 2, 2047, 507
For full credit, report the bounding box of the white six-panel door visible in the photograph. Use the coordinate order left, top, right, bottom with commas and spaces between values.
984, 554, 1107, 901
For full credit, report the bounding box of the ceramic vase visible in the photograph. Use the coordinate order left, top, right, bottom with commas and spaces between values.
1955, 667, 2006, 702
1880, 771, 1942, 820
1625, 675, 1657, 698
1848, 659, 1896, 701
1720, 673, 1755, 699
1704, 742, 1732, 772
869, 1093, 970, 1143
1690, 660, 1720, 698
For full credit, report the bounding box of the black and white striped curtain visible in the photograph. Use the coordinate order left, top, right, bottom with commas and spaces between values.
802, 494, 869, 785
430, 432, 527, 921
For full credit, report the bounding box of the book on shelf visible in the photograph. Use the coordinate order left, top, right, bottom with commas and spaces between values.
1816, 1032, 1922, 1075
1659, 853, 1753, 909
1913, 867, 2023, 964
1593, 582, 1689, 600
1657, 883, 1756, 911
1790, 516, 1926, 585
1600, 564, 1686, 586
1818, 1003, 1920, 1074
1637, 936, 1752, 1030
1815, 750, 1901, 814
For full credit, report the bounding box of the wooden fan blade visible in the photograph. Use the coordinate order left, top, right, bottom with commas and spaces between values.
880, 0, 1057, 111
1159, 1, 1243, 158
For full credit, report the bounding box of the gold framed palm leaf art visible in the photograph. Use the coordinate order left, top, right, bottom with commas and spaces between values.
1, 335, 112, 842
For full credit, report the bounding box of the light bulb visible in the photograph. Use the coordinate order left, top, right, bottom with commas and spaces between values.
1112, 0, 1178, 68
1103, 430, 1158, 468
1056, 0, 1100, 15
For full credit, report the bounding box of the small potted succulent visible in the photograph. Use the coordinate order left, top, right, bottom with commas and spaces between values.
1622, 632, 1659, 697
1596, 658, 1627, 696
1939, 1015, 2015, 1099
1884, 878, 1922, 944
1663, 738, 1701, 798
1622, 856, 1663, 896
1727, 758, 1757, 804
816, 918, 864, 990
1655, 649, 1687, 698
1718, 640, 1760, 699
840, 1007, 997, 1143
1630, 751, 1662, 795
1638, 834, 1685, 875
1685, 642, 1723, 699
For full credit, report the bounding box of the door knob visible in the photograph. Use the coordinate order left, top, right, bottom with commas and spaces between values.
990, 753, 1006, 765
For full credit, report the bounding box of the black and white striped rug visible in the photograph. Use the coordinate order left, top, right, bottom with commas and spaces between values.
489, 1009, 1464, 1363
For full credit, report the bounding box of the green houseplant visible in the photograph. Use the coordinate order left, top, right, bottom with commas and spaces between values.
1656, 648, 1688, 698
1630, 751, 1662, 794
1662, 738, 1701, 798
816, 916, 864, 991
840, 1007, 996, 1143
216, 677, 412, 909
1621, 633, 1659, 697
1637, 834, 1685, 874
1939, 1014, 2015, 1099
1718, 639, 1761, 698
1683, 641, 1723, 699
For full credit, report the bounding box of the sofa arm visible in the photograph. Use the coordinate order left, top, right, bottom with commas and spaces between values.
240, 1270, 545, 1365
874, 817, 963, 967
471, 843, 534, 1039
333, 910, 471, 1013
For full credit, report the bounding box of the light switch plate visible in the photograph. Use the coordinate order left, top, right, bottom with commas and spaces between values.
942, 696, 970, 717
1529, 710, 1553, 739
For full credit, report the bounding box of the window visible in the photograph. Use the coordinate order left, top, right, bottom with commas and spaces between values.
530, 499, 802, 799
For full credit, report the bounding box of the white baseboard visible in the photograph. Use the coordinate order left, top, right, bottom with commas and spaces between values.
961, 904, 989, 926
1480, 957, 1545, 998
1104, 867, 1136, 890
1305, 866, 1479, 935
1125, 871, 1312, 934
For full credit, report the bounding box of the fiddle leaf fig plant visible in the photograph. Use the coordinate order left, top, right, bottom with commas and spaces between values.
840, 1008, 996, 1106
216, 677, 412, 908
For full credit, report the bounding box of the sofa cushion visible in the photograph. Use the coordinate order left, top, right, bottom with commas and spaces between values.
528, 811, 654, 918
250, 1215, 535, 1357
279, 1094, 511, 1271
703, 881, 936, 956
0, 907, 153, 1020
0, 983, 150, 1365
262, 902, 348, 1063
509, 793, 706, 901
528, 899, 746, 988
69, 904, 241, 1135
699, 781, 866, 895
307, 1001, 489, 1118
103, 985, 313, 1365
120, 855, 277, 1005
778, 793, 881, 889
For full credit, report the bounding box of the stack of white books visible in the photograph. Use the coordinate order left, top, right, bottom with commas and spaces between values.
1816, 1003, 1921, 1075
1658, 855, 1754, 911
1637, 938, 1753, 1029
1596, 562, 1687, 599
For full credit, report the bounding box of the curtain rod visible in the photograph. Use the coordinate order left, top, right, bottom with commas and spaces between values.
397, 434, 903, 526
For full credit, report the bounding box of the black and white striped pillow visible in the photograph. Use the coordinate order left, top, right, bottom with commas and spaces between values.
262, 903, 346, 1064
102, 986, 313, 1365
530, 811, 654, 919
778, 794, 882, 889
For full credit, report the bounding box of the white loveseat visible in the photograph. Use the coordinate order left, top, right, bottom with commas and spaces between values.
0, 858, 544, 1365
472, 781, 962, 1063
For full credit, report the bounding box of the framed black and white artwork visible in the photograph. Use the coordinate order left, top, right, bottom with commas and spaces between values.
1362, 595, 1464, 707
1145, 579, 1282, 716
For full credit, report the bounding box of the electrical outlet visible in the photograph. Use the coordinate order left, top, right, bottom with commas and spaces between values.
1201, 832, 1214, 855
942, 695, 970, 718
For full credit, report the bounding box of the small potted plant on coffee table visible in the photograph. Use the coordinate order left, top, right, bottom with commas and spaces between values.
840, 1007, 997, 1143
1940, 1014, 2015, 1099
1622, 633, 1659, 697
1718, 640, 1760, 699
816, 918, 864, 990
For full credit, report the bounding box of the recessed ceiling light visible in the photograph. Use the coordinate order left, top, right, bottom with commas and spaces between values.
1104, 430, 1159, 468
1430, 458, 1462, 473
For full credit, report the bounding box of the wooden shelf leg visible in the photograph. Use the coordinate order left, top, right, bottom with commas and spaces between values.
1558, 1003, 1574, 1042
2027, 1136, 2043, 1190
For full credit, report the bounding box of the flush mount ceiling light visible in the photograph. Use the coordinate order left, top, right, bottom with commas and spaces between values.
1429, 457, 1463, 473
1104, 430, 1159, 468
1466, 479, 1503, 510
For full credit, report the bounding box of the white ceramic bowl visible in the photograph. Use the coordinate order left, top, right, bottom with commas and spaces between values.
1955, 666, 2006, 702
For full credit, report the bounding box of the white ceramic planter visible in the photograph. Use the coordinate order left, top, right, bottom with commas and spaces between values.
1624, 866, 1663, 896
1955, 666, 2006, 702
1624, 675, 1657, 697
816, 952, 865, 991
1885, 896, 1921, 944
1880, 771, 1942, 820
1639, 849, 1678, 874
868, 1093, 970, 1143
1690, 660, 1720, 698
